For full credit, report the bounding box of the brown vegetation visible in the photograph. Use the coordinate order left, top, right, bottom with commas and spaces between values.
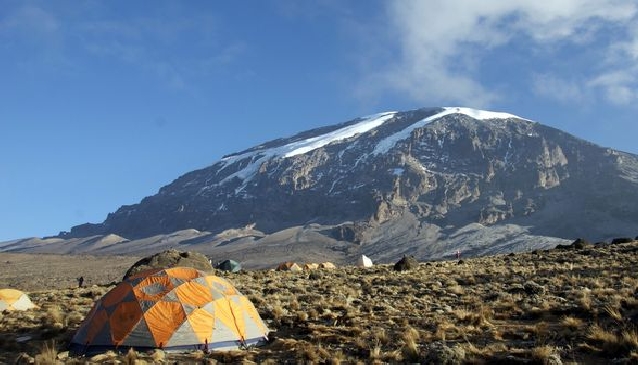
2, 240, 638, 363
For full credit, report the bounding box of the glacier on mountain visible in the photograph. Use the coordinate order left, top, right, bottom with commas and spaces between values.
372, 107, 527, 155
217, 107, 528, 187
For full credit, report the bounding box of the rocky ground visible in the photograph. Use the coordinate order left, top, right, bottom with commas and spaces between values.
1, 239, 638, 364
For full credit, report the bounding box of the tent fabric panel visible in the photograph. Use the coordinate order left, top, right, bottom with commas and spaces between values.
0, 288, 24, 301
212, 316, 243, 345
206, 339, 243, 351
211, 298, 242, 340
144, 300, 186, 348
134, 276, 174, 302
120, 318, 154, 348
169, 277, 189, 288
137, 299, 157, 313
165, 318, 200, 347
11, 294, 35, 310
244, 336, 268, 348
165, 267, 201, 281
104, 292, 136, 315
186, 307, 215, 343
71, 303, 100, 341
237, 296, 269, 335
181, 302, 197, 316
109, 301, 144, 345
101, 283, 134, 308
175, 281, 213, 307
241, 310, 269, 341
127, 267, 164, 281
162, 290, 180, 303
81, 308, 110, 346
204, 276, 237, 296
227, 297, 246, 339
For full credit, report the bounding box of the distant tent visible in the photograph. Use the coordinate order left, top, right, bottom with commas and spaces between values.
319, 262, 336, 269
69, 267, 268, 355
357, 255, 373, 268
276, 262, 302, 272
303, 263, 319, 270
217, 259, 242, 272
0, 289, 36, 311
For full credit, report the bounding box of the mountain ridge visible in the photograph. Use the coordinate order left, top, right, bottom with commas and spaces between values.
4, 106, 638, 266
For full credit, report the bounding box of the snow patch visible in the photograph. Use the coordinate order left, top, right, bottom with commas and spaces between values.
373, 107, 528, 155
447, 107, 526, 121
219, 112, 396, 187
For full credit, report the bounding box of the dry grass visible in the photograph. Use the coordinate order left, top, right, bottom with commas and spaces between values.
3, 241, 638, 363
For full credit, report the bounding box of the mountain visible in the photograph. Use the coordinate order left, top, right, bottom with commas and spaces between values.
5, 107, 638, 266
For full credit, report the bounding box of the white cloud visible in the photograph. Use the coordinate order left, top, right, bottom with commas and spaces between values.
533, 74, 587, 104
361, 0, 638, 107
588, 70, 638, 104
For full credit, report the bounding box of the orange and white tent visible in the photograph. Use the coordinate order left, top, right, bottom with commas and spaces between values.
319, 262, 336, 269
0, 289, 36, 311
70, 267, 268, 354
276, 262, 302, 271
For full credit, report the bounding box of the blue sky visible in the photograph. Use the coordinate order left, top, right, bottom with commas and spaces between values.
2, 0, 638, 241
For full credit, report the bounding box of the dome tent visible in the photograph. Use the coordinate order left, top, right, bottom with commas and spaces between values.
319, 262, 336, 269
217, 259, 242, 272
70, 267, 268, 355
0, 289, 36, 311
276, 262, 302, 271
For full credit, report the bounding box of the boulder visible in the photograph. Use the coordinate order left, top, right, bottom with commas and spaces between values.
393, 256, 419, 271
523, 280, 546, 295
611, 237, 634, 245
123, 249, 213, 279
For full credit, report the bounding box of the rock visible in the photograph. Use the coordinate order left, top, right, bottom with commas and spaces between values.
423, 341, 465, 364
123, 249, 213, 279
546, 353, 563, 365
523, 281, 546, 295
508, 284, 525, 294
571, 238, 590, 249
151, 349, 166, 362
611, 237, 633, 245
14, 353, 33, 364
393, 256, 419, 271
56, 351, 69, 361
90, 353, 111, 362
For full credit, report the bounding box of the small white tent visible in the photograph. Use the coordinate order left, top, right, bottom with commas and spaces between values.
0, 289, 36, 311
357, 254, 373, 268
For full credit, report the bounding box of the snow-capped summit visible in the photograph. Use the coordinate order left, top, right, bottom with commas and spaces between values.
54, 106, 638, 265
219, 107, 529, 184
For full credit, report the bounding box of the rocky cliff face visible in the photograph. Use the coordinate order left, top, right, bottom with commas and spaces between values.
57, 107, 638, 261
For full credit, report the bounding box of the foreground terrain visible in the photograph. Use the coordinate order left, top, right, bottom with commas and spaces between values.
1, 240, 638, 364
